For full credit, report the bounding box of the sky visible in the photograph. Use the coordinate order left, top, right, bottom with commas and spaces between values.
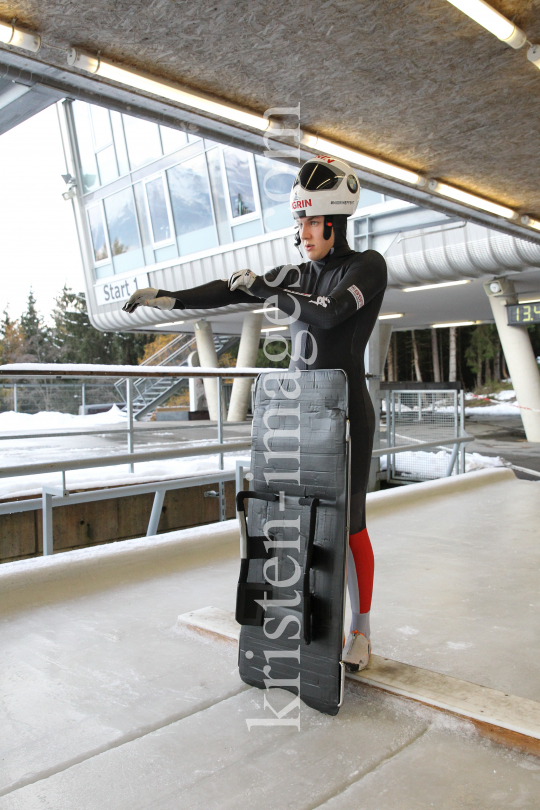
0, 104, 84, 324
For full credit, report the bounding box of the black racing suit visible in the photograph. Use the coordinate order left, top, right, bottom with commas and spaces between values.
158, 241, 387, 533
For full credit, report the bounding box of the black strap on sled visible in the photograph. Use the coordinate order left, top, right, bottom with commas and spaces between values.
235, 490, 320, 644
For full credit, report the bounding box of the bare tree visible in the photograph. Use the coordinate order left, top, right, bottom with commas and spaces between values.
449, 327, 456, 382
431, 329, 441, 382
411, 330, 423, 382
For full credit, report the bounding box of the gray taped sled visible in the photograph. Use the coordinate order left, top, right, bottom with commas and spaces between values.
236, 369, 351, 716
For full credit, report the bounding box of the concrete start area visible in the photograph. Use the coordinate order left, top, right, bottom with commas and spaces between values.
1, 468, 539, 808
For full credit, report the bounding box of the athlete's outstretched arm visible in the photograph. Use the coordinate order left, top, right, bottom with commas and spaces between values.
122, 279, 262, 313
157, 280, 261, 310
249, 250, 387, 329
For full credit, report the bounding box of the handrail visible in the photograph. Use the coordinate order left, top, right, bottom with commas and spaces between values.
0, 440, 251, 479
372, 436, 470, 457
0, 364, 266, 379
140, 334, 190, 366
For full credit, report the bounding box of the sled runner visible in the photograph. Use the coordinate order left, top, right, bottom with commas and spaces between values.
236, 369, 351, 716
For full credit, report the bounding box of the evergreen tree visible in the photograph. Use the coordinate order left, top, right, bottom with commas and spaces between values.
19, 289, 54, 362
52, 286, 151, 365
0, 309, 24, 364
464, 324, 498, 389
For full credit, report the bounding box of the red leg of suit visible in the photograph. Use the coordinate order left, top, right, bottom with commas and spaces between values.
347, 529, 374, 636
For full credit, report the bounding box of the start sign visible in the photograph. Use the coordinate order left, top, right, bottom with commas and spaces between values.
507, 303, 540, 325
94, 274, 149, 307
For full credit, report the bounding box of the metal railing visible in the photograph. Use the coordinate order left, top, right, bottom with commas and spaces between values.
380, 384, 469, 482
0, 363, 263, 555
0, 365, 473, 559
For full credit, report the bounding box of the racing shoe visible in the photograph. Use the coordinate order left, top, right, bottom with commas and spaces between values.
342, 631, 371, 672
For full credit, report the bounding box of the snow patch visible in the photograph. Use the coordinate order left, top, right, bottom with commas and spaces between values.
0, 405, 127, 431
397, 626, 420, 636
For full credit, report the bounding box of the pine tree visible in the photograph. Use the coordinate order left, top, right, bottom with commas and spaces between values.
0, 309, 24, 364
19, 290, 54, 362
52, 286, 151, 365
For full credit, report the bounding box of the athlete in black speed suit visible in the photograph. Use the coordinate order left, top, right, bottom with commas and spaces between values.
123, 156, 387, 671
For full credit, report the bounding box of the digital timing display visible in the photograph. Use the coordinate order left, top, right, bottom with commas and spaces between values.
507, 303, 540, 325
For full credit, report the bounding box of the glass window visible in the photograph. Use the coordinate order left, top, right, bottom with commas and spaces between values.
122, 115, 162, 170
90, 105, 113, 151
223, 147, 256, 217
232, 219, 263, 242
72, 102, 99, 193
146, 176, 171, 243
133, 182, 155, 265
159, 125, 188, 154
103, 188, 143, 274
167, 155, 217, 255
206, 148, 231, 245
110, 111, 130, 175
359, 188, 384, 208
87, 205, 108, 262
96, 144, 119, 186
255, 155, 296, 232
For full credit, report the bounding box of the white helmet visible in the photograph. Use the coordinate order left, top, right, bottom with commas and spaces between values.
289, 156, 361, 219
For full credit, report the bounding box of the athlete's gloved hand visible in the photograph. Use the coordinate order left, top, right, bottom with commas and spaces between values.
228, 268, 257, 293
122, 288, 175, 313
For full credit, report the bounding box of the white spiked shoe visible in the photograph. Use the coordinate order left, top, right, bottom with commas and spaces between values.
342, 631, 371, 672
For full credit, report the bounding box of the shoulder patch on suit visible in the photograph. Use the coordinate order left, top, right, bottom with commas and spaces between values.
347, 285, 364, 309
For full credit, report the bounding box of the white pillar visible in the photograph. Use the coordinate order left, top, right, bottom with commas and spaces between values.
187, 351, 207, 412
485, 279, 540, 442
194, 319, 219, 421
365, 320, 381, 491
227, 312, 263, 422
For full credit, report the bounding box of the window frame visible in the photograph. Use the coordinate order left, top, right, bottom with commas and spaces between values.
220, 147, 261, 225
102, 185, 145, 275
86, 200, 112, 268
142, 169, 176, 249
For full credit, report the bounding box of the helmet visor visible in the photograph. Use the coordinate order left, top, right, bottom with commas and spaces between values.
295, 161, 345, 192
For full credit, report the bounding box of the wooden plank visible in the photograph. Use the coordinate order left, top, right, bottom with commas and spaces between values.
177, 607, 540, 754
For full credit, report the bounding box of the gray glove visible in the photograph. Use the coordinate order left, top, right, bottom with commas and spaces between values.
228, 268, 257, 293
122, 287, 175, 314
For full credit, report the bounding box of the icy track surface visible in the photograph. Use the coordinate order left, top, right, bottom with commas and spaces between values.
2, 485, 540, 810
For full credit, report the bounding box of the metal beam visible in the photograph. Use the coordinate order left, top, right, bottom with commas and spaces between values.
1, 48, 539, 245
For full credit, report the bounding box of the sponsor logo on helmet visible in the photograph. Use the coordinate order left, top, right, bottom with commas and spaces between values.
347, 174, 359, 193
331, 200, 355, 204
292, 199, 312, 210
316, 155, 335, 163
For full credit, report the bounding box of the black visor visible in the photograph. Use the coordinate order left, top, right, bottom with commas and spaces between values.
295, 161, 345, 191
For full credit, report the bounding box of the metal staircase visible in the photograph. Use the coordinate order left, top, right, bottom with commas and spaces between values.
115, 333, 238, 420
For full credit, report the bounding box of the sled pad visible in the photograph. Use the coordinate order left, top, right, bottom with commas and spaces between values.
236, 369, 350, 715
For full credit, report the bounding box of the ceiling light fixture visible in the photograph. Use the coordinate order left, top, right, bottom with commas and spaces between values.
428, 180, 514, 219
402, 280, 470, 292
378, 313, 404, 320
262, 326, 288, 332
432, 320, 475, 328
156, 320, 185, 327
253, 306, 279, 314
0, 20, 40, 51
518, 296, 540, 304
67, 50, 270, 132
302, 134, 421, 185
520, 215, 540, 231
445, 0, 526, 49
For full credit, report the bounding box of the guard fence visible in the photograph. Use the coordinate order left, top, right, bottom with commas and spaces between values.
379, 382, 467, 482
0, 365, 471, 557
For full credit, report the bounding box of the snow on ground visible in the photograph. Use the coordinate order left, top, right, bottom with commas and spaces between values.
0, 406, 127, 431
379, 450, 506, 478
0, 452, 251, 500
380, 389, 522, 417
